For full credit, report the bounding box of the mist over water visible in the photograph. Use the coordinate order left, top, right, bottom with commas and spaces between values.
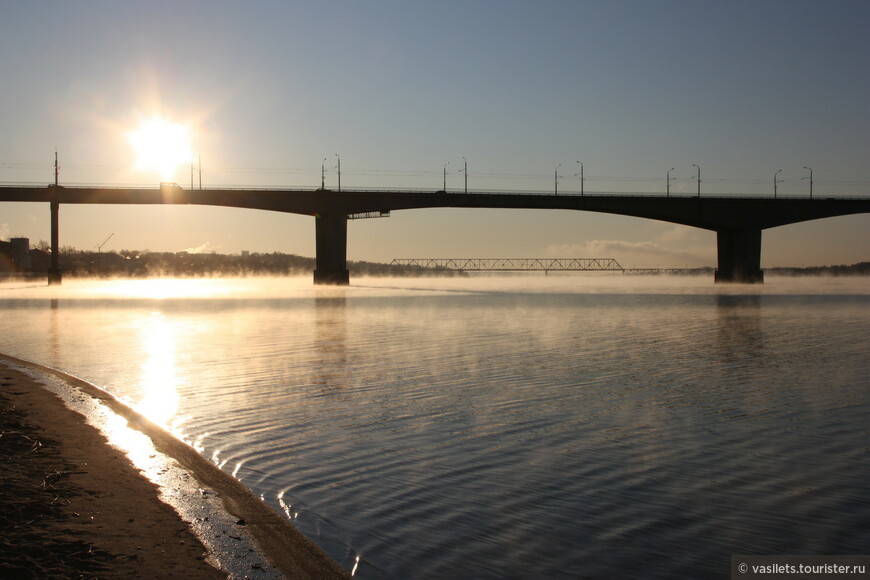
2, 275, 868, 578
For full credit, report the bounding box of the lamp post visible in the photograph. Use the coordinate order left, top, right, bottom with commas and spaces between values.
443, 161, 449, 191
576, 161, 584, 196
803, 165, 813, 199
190, 154, 202, 189
692, 164, 701, 197
462, 156, 467, 194
321, 157, 327, 190
555, 163, 562, 195
667, 167, 674, 197
774, 169, 782, 199
335, 153, 341, 192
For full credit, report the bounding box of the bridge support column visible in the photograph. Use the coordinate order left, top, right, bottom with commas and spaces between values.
715, 228, 763, 283
313, 212, 350, 285
48, 200, 62, 285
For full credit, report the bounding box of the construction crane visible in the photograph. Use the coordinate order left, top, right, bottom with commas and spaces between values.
97, 233, 114, 252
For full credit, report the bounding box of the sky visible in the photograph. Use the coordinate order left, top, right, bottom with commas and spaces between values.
1, 0, 868, 268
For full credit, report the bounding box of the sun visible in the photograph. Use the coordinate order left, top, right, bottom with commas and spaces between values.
129, 116, 194, 181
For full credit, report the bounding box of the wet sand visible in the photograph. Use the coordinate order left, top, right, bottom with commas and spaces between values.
0, 355, 349, 579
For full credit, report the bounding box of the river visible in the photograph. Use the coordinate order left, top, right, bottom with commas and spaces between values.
1, 274, 868, 579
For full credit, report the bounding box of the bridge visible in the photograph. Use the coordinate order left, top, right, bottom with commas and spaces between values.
389, 258, 710, 276
1, 184, 868, 285
391, 258, 624, 273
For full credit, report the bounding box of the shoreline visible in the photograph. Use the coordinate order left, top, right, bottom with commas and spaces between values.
0, 353, 349, 579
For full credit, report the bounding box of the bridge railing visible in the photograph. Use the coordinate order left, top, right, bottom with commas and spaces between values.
1, 183, 867, 200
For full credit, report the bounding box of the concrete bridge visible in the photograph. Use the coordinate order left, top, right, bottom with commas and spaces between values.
1, 184, 868, 285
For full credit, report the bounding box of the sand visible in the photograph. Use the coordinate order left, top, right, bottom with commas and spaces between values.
0, 356, 349, 579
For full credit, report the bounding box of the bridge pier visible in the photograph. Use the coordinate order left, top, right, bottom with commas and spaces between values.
48, 200, 62, 285
313, 212, 350, 285
715, 228, 764, 283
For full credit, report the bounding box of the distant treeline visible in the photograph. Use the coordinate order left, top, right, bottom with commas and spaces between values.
42, 248, 457, 278
18, 246, 870, 278
765, 262, 870, 276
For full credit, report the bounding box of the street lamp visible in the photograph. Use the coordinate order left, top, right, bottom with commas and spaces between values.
335, 153, 341, 192
555, 163, 562, 195
321, 157, 327, 190
667, 167, 674, 197
190, 154, 203, 190
774, 169, 782, 199
576, 161, 584, 196
462, 156, 467, 194
803, 165, 813, 199
443, 161, 449, 191
692, 164, 701, 197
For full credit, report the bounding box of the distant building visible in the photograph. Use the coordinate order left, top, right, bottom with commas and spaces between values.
0, 240, 14, 272
10, 238, 32, 270
0, 237, 32, 272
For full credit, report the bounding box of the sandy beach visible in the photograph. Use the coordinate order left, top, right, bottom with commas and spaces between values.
0, 356, 349, 579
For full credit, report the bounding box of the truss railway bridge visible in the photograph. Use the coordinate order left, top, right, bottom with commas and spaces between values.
391, 257, 619, 273
389, 258, 714, 276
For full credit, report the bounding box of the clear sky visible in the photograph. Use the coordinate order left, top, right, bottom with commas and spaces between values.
1, 0, 868, 268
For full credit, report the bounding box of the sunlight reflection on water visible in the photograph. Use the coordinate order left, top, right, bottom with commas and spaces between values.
136, 312, 179, 425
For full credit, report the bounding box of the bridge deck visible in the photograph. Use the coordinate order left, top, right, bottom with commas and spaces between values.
1, 185, 867, 231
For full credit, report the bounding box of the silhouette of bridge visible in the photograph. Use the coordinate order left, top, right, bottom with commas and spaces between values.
1, 184, 868, 285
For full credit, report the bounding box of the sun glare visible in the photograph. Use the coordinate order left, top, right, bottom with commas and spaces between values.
129, 116, 194, 181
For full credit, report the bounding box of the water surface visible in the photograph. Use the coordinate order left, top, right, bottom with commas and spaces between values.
1, 275, 868, 578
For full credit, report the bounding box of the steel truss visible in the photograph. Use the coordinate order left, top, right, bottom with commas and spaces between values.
390, 258, 624, 272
